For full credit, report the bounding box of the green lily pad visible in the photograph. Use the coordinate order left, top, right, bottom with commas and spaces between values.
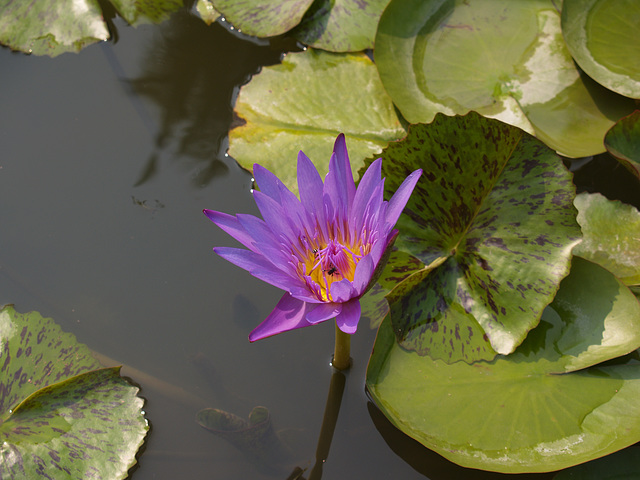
229, 49, 405, 193
0, 305, 148, 479
210, 0, 314, 37
574, 192, 640, 286
366, 257, 640, 473
375, 0, 636, 157
367, 113, 581, 362
293, 0, 391, 52
0, 0, 181, 56
604, 109, 640, 180
562, 0, 640, 99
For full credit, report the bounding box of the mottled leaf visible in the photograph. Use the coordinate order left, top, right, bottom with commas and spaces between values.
195, 0, 221, 25
360, 250, 425, 330
293, 0, 391, 52
229, 49, 405, 193
574, 192, 640, 285
210, 0, 314, 37
375, 0, 636, 157
0, 306, 147, 479
0, 0, 182, 56
562, 0, 640, 99
367, 257, 640, 473
367, 113, 582, 362
604, 109, 640, 180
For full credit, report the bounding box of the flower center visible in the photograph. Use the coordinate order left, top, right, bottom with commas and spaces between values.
295, 236, 367, 302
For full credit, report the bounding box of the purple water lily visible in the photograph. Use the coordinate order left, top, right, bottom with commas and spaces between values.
204, 134, 421, 342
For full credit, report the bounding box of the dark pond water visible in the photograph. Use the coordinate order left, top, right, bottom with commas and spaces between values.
1, 9, 635, 480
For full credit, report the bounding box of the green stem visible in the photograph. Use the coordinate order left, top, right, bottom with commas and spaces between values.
332, 323, 352, 370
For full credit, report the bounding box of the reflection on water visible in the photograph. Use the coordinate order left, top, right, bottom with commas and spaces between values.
125, 10, 284, 187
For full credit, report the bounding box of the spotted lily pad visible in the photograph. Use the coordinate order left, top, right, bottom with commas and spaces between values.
229, 49, 405, 193
375, 0, 636, 157
293, 0, 391, 52
367, 257, 640, 473
574, 192, 640, 286
0, 0, 181, 56
366, 113, 582, 363
210, 0, 314, 37
562, 0, 640, 99
0, 305, 148, 479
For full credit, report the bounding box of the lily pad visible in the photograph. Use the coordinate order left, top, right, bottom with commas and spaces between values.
195, 0, 221, 25
0, 0, 181, 56
366, 257, 640, 473
562, 0, 640, 99
229, 49, 405, 193
0, 305, 148, 479
604, 109, 640, 180
574, 192, 640, 286
210, 0, 314, 37
293, 0, 391, 52
375, 0, 636, 157
367, 113, 581, 362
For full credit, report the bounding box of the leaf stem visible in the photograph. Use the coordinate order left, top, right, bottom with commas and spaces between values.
332, 324, 352, 370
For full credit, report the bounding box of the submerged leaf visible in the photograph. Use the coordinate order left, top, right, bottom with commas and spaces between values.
574, 192, 640, 285
367, 113, 581, 362
367, 257, 640, 473
375, 0, 635, 157
229, 49, 405, 193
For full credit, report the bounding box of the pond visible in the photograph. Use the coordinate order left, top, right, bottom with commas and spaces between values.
0, 9, 636, 480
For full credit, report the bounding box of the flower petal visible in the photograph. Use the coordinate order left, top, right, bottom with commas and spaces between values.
331, 133, 356, 207
330, 278, 356, 303
253, 190, 298, 245
336, 299, 361, 334
203, 210, 258, 252
249, 293, 317, 342
213, 246, 275, 273
306, 302, 342, 324
297, 151, 324, 215
386, 169, 422, 228
253, 163, 282, 202
351, 158, 382, 230
352, 254, 374, 296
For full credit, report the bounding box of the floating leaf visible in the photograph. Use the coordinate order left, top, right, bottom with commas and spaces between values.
375, 0, 636, 157
360, 250, 425, 329
195, 0, 221, 25
604, 109, 640, 180
366, 113, 581, 362
366, 257, 640, 473
0, 306, 147, 479
574, 192, 640, 286
293, 0, 391, 52
562, 0, 640, 99
0, 0, 181, 56
210, 0, 314, 37
229, 49, 405, 193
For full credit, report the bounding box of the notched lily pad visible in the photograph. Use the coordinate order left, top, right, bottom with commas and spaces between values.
367, 113, 582, 363
229, 49, 405, 193
366, 257, 640, 473
0, 305, 148, 479
574, 192, 640, 286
